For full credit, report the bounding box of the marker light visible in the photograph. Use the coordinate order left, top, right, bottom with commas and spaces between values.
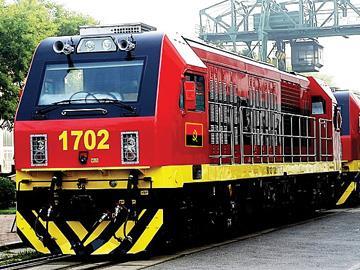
121, 132, 139, 164
30, 134, 48, 166
77, 37, 117, 53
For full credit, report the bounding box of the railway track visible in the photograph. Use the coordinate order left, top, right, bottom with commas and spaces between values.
1, 254, 127, 270
0, 208, 349, 270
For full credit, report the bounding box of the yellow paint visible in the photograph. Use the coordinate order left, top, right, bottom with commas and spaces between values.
97, 129, 110, 150
70, 130, 84, 150
192, 129, 198, 142
91, 221, 135, 255
17, 161, 340, 191
127, 209, 163, 254
16, 211, 50, 254
135, 161, 339, 188
92, 210, 145, 255
84, 130, 96, 150
32, 211, 75, 255
21, 166, 150, 172
59, 129, 110, 151
336, 182, 357, 206
343, 160, 360, 172
66, 221, 88, 241
59, 130, 68, 150
83, 221, 110, 247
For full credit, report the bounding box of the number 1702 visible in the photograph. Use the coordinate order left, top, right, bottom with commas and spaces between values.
58, 129, 110, 151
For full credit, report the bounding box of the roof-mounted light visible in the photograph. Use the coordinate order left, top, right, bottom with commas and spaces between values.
118, 38, 136, 52
53, 40, 74, 55
77, 37, 117, 53
84, 40, 95, 52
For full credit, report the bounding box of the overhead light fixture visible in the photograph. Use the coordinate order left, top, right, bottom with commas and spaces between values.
77, 37, 117, 53
118, 38, 136, 52
53, 40, 74, 55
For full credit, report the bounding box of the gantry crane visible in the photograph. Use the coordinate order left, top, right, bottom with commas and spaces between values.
199, 0, 360, 71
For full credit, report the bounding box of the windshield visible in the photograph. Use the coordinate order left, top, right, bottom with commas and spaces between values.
38, 60, 144, 105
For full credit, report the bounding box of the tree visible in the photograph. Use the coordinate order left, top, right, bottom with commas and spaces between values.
0, 177, 15, 209
0, 0, 97, 127
43, 1, 97, 36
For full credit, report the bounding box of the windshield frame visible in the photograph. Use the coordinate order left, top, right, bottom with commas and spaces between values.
16, 32, 163, 121
36, 58, 146, 107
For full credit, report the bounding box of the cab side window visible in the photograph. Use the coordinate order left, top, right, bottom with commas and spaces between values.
311, 96, 325, 115
185, 73, 205, 112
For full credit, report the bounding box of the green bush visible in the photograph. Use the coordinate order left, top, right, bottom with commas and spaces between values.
0, 177, 15, 209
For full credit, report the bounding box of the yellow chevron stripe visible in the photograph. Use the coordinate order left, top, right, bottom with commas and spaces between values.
336, 182, 357, 206
127, 209, 163, 254
92, 210, 146, 255
16, 212, 50, 254
32, 211, 75, 255
66, 221, 88, 241
83, 221, 110, 247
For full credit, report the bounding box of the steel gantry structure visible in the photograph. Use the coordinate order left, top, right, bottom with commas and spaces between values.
199, 0, 360, 71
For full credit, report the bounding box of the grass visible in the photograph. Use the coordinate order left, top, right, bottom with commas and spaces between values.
0, 207, 16, 215
0, 249, 44, 266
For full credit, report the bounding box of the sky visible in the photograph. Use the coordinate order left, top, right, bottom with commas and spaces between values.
54, 0, 360, 91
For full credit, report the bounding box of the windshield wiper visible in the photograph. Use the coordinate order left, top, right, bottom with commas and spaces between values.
89, 98, 137, 114
34, 98, 137, 119
35, 99, 88, 116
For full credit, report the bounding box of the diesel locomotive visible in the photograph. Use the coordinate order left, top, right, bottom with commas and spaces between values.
15, 24, 349, 256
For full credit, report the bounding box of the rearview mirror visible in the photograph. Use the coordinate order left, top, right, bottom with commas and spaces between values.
184, 81, 196, 111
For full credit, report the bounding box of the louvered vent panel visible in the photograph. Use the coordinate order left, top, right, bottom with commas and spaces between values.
281, 81, 301, 114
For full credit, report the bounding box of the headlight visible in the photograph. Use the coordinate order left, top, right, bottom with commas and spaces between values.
102, 39, 113, 51
121, 132, 139, 164
77, 37, 117, 53
84, 40, 95, 52
30, 135, 48, 166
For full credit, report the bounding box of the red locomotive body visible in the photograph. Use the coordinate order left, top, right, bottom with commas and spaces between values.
15, 26, 342, 256
335, 91, 360, 162
334, 91, 360, 205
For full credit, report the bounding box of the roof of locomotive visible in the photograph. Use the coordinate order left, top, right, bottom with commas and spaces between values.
37, 30, 164, 54
36, 30, 308, 88
185, 37, 309, 87
36, 31, 208, 72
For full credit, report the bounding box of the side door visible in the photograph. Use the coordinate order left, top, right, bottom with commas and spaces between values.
180, 72, 208, 165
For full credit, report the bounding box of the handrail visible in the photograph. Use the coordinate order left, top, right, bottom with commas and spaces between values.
209, 100, 334, 165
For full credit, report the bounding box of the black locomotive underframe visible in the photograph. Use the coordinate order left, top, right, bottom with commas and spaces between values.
17, 171, 341, 255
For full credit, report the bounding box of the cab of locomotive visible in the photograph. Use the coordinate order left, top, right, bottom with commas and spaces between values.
14, 26, 208, 255
15, 30, 164, 170
15, 28, 208, 171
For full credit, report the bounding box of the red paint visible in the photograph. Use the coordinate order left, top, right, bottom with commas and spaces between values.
15, 34, 340, 170
341, 92, 360, 161
185, 123, 203, 137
